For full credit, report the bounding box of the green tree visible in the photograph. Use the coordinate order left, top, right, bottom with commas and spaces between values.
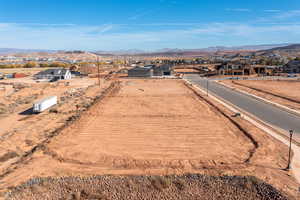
39, 63, 50, 68
295, 57, 300, 61
23, 62, 38, 68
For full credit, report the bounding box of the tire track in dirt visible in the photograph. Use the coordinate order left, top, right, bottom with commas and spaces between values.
38, 80, 257, 171
0, 79, 256, 188
41, 145, 249, 171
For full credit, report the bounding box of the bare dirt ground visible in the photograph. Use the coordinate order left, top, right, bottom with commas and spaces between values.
220, 80, 300, 112
0, 76, 112, 177
0, 79, 299, 199
46, 79, 253, 168
0, 68, 47, 76
174, 68, 200, 73
0, 77, 98, 133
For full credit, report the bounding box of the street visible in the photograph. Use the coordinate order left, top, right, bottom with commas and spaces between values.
185, 74, 300, 135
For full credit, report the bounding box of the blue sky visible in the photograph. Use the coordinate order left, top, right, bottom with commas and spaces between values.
0, 0, 299, 51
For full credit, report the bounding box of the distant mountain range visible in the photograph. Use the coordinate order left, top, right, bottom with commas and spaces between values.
0, 48, 56, 55
259, 44, 300, 52
95, 43, 296, 56
0, 43, 297, 56
255, 44, 300, 57
155, 44, 295, 53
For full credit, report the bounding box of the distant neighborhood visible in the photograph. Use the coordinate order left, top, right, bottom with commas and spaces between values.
0, 44, 300, 82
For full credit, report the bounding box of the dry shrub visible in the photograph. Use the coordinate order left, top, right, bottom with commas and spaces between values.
49, 108, 59, 113
68, 190, 106, 200
0, 106, 7, 114
25, 139, 34, 146
173, 179, 185, 191
150, 176, 171, 191
0, 151, 18, 162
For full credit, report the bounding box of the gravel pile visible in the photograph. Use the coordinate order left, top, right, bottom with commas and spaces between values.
6, 174, 289, 200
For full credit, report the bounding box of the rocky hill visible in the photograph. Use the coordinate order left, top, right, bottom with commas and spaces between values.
257, 44, 300, 57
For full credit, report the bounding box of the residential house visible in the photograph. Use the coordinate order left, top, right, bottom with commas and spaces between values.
284, 60, 300, 73
217, 63, 276, 76
34, 68, 72, 81
128, 66, 153, 77
153, 64, 173, 76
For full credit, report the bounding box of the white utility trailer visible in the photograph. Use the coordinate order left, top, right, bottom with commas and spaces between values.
33, 96, 57, 113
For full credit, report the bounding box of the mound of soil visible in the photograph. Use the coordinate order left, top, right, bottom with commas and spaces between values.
6, 174, 289, 200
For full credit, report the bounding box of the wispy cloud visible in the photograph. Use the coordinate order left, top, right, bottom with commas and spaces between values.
264, 9, 281, 13
128, 9, 158, 20
226, 8, 251, 12
0, 22, 300, 50
275, 10, 300, 19
86, 24, 115, 35
118, 23, 205, 26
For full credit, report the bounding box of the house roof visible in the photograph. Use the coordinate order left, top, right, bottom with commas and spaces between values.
152, 64, 172, 72
266, 66, 279, 69
128, 66, 152, 71
144, 65, 156, 68
159, 64, 172, 71
35, 68, 69, 76
287, 60, 300, 65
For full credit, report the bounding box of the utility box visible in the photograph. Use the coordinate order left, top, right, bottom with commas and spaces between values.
33, 96, 57, 113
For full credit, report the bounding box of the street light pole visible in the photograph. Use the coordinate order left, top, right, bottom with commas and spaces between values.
286, 130, 294, 170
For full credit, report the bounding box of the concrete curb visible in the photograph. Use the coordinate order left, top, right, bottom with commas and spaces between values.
216, 81, 300, 118
183, 78, 300, 185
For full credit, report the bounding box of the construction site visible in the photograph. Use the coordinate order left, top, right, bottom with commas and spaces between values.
2, 0, 300, 198
0, 69, 299, 199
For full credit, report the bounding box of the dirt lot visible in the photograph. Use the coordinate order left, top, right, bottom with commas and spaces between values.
174, 68, 200, 73
220, 80, 300, 111
0, 77, 98, 133
0, 76, 111, 176
0, 79, 299, 199
50, 79, 253, 163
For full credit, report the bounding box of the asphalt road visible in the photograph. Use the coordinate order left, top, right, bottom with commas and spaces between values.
184, 74, 300, 135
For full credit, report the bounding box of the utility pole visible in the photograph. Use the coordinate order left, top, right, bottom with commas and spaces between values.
97, 56, 101, 88
206, 75, 209, 96
286, 130, 294, 170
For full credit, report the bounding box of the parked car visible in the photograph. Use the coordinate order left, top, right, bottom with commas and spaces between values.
287, 73, 297, 78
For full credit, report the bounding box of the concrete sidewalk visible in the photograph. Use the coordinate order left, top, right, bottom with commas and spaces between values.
184, 78, 300, 185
